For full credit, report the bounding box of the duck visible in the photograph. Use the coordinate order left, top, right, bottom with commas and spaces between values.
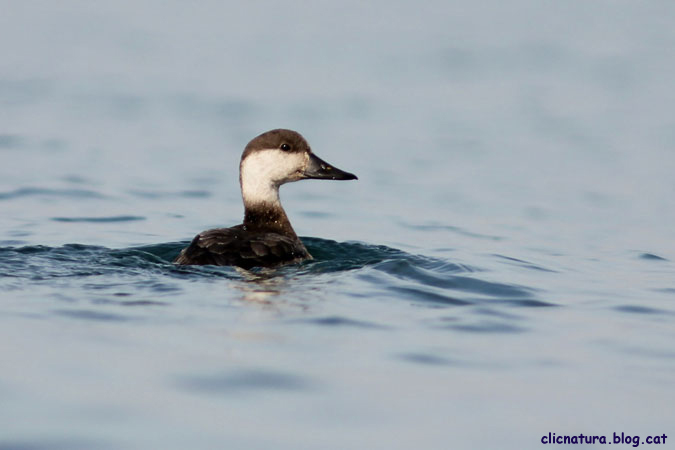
174, 129, 357, 269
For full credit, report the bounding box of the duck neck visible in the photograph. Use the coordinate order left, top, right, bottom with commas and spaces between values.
240, 166, 300, 236
241, 185, 297, 237
243, 202, 295, 235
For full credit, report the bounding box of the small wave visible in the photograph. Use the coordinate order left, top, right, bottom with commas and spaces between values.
299, 237, 468, 274
493, 254, 557, 272
372, 258, 535, 298
655, 288, 675, 294
397, 352, 458, 366
0, 238, 464, 280
388, 285, 471, 306
0, 438, 106, 450
639, 253, 668, 261
493, 298, 557, 308
127, 189, 211, 199
443, 321, 528, 334
398, 222, 503, 241
292, 316, 389, 329
0, 243, 179, 281
51, 216, 145, 223
613, 305, 669, 315
0, 238, 542, 310
0, 133, 25, 149
0, 187, 106, 200
53, 308, 136, 322
176, 369, 313, 394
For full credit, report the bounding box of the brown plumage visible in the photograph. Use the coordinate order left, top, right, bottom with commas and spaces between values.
174, 226, 309, 269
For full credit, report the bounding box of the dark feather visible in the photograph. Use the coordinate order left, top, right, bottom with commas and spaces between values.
174, 226, 311, 269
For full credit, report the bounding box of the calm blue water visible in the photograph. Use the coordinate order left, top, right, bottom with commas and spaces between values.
2, 1, 675, 449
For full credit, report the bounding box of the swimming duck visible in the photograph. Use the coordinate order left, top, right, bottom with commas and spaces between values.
174, 129, 357, 268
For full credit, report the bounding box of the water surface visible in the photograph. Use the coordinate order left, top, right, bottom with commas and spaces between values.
1, 1, 675, 449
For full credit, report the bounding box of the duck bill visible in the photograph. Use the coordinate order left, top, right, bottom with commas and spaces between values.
303, 153, 358, 180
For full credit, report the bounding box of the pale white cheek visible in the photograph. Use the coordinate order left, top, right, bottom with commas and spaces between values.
240, 150, 306, 204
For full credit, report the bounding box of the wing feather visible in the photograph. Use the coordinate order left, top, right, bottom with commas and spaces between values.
174, 227, 310, 268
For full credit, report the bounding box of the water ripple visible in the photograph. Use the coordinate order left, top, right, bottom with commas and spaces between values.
53, 308, 135, 322
51, 216, 145, 223
493, 254, 557, 272
293, 316, 389, 329
397, 353, 457, 366
128, 189, 211, 199
640, 253, 668, 261
0, 439, 111, 450
0, 187, 106, 200
444, 321, 528, 334
177, 369, 313, 394
0, 239, 542, 311
373, 258, 535, 298
0, 133, 25, 149
398, 222, 503, 241
613, 305, 669, 315
389, 285, 471, 306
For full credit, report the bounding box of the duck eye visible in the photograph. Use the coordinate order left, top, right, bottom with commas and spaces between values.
280, 143, 291, 151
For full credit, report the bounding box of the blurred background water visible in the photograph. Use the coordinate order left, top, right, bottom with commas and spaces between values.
1, 1, 675, 449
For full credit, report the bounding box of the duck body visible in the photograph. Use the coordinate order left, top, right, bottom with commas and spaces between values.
174, 129, 357, 268
173, 225, 310, 269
